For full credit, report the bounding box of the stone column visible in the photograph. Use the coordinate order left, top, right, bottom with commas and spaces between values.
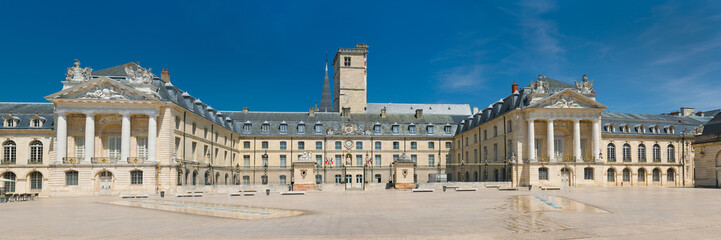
121, 114, 131, 162
84, 112, 95, 163
547, 119, 554, 162
573, 119, 581, 162
592, 119, 600, 162
147, 114, 157, 163
527, 119, 535, 162
55, 113, 67, 164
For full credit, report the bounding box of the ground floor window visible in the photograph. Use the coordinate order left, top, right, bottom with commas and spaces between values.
315, 175, 322, 184
356, 174, 363, 184
538, 168, 548, 180
130, 170, 143, 185
65, 171, 79, 185
375, 174, 382, 183
607, 169, 616, 182
242, 175, 250, 185
279, 175, 286, 185
335, 174, 342, 184
653, 169, 661, 182
638, 169, 646, 182
623, 169, 631, 182
3, 172, 16, 192
667, 169, 675, 182
584, 168, 594, 180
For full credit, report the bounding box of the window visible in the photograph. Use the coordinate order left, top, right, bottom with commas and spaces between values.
427, 125, 434, 134
375, 155, 381, 166
428, 154, 435, 167
261, 123, 269, 133
204, 128, 208, 139
314, 124, 322, 134
444, 126, 452, 134
652, 169, 660, 182
279, 175, 287, 185
493, 126, 498, 137
667, 145, 675, 162
3, 141, 16, 163
493, 144, 498, 161
243, 141, 251, 150
316, 141, 323, 150
411, 154, 417, 162
335, 141, 342, 150
392, 125, 399, 134
428, 142, 435, 150
191, 142, 197, 160
315, 175, 323, 184
607, 144, 616, 162
653, 144, 661, 162
280, 141, 287, 150
261, 175, 268, 185
280, 155, 287, 168
262, 154, 268, 166
507, 140, 513, 156
474, 134, 477, 143
242, 123, 251, 132
638, 144, 646, 162
279, 123, 287, 133
374, 125, 381, 134
408, 125, 416, 134
3, 172, 16, 192
297, 124, 305, 133
335, 174, 342, 184
137, 137, 148, 159
66, 171, 79, 185
175, 117, 181, 129
130, 170, 143, 185
243, 155, 250, 168
507, 120, 512, 133
483, 130, 487, 140
667, 169, 675, 182
242, 176, 250, 185
192, 123, 197, 134
393, 142, 400, 150
29, 141, 43, 164
623, 169, 631, 182
343, 57, 351, 66
316, 155, 322, 166
261, 141, 268, 149
31, 118, 43, 127
375, 141, 381, 150
483, 147, 488, 161
393, 154, 399, 162
473, 150, 478, 163
356, 142, 363, 150
638, 169, 646, 182
584, 167, 594, 180
553, 139, 563, 158
335, 155, 342, 167
411, 142, 417, 150
538, 168, 548, 180
375, 174, 382, 183
622, 144, 631, 162
607, 169, 616, 182
298, 141, 305, 150
30, 172, 43, 190
356, 155, 363, 166
4, 117, 16, 127
356, 174, 363, 184
445, 142, 452, 150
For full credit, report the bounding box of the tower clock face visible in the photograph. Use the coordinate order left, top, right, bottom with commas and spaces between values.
344, 140, 353, 149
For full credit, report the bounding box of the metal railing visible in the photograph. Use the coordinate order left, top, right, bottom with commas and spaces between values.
1, 158, 15, 164
127, 157, 147, 164
63, 157, 80, 164
91, 157, 119, 164
27, 159, 43, 164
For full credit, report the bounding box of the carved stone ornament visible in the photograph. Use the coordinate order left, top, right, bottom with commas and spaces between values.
546, 95, 582, 108
301, 170, 307, 178
529, 75, 549, 94
340, 123, 364, 135
80, 85, 127, 100
66, 59, 93, 82
402, 169, 408, 177
574, 74, 595, 94
124, 63, 154, 84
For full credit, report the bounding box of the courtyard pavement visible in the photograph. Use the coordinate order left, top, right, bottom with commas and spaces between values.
2, 187, 721, 239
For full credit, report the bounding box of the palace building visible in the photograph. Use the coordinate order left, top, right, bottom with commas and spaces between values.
0, 43, 718, 196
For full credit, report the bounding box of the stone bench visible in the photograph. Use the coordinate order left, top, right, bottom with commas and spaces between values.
177, 193, 203, 198
456, 188, 477, 192
280, 191, 305, 195
239, 190, 257, 192
120, 194, 149, 199
541, 187, 561, 191
498, 187, 518, 191
241, 192, 255, 196
412, 189, 434, 192
485, 185, 502, 189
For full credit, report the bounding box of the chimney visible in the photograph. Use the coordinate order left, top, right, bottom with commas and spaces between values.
415, 109, 423, 119
242, 107, 249, 113
161, 68, 170, 83
341, 107, 351, 118
472, 107, 479, 115
680, 107, 695, 116
380, 108, 387, 118
356, 43, 369, 49
309, 106, 316, 117
511, 81, 518, 94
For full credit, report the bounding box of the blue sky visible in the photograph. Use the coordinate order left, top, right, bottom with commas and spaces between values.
1, 0, 719, 114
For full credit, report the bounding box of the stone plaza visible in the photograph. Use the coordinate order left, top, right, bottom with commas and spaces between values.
3, 187, 721, 239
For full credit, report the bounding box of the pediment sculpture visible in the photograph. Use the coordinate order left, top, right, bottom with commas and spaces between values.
574, 74, 595, 94
529, 74, 549, 94
80, 85, 127, 100
66, 59, 93, 82
546, 95, 583, 108
125, 63, 154, 84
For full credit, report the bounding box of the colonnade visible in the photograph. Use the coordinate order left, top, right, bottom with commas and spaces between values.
526, 118, 601, 162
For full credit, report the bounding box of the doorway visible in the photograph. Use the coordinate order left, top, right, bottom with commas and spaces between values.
561, 168, 571, 187
98, 171, 113, 195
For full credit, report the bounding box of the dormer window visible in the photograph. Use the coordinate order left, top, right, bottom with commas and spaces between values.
427, 125, 434, 134
3, 115, 19, 128
243, 123, 251, 132
374, 124, 381, 134
279, 122, 287, 134
314, 124, 322, 134
297, 123, 306, 134
444, 126, 452, 134
665, 126, 675, 134
30, 116, 45, 128
391, 124, 399, 134
261, 122, 269, 133
408, 124, 416, 134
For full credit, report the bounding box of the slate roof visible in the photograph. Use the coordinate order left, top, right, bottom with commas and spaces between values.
696, 112, 721, 144
601, 112, 708, 136
0, 102, 55, 130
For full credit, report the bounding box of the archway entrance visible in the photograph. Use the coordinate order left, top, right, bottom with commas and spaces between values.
561, 168, 571, 187
97, 171, 113, 195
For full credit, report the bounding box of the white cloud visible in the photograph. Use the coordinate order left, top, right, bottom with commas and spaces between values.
436, 65, 484, 91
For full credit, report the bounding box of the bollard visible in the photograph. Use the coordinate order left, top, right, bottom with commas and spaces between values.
443, 186, 447, 192
266, 189, 270, 196
160, 191, 165, 198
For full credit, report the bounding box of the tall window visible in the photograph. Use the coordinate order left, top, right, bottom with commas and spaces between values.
335, 174, 342, 183
638, 169, 646, 182
428, 155, 435, 167
243, 141, 251, 150
137, 137, 148, 159
280, 141, 287, 150
3, 141, 16, 163
242, 175, 250, 185
316, 155, 322, 166
507, 120, 512, 132
652, 169, 660, 182
493, 144, 498, 161
584, 167, 594, 180
192, 123, 197, 134
316, 141, 323, 150
335, 155, 342, 167
131, 170, 143, 185
667, 145, 675, 162
445, 142, 452, 150
243, 155, 250, 168
279, 175, 287, 185
66, 171, 79, 185
356, 142, 363, 150
356, 155, 363, 166
411, 154, 417, 162
653, 144, 661, 162
607, 144, 616, 162
29, 141, 43, 163
74, 137, 85, 159
428, 142, 435, 150
3, 172, 16, 192
622, 169, 630, 182
638, 144, 646, 162
315, 175, 323, 184
538, 168, 548, 180
667, 169, 675, 182
622, 144, 631, 162
30, 171, 43, 190
493, 126, 498, 137
375, 141, 381, 150
607, 168, 616, 182
375, 155, 381, 166
280, 155, 287, 168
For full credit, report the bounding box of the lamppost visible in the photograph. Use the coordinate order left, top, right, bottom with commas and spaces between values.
262, 153, 268, 185
235, 163, 240, 185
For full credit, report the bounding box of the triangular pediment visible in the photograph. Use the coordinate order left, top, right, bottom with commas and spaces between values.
527, 89, 607, 109
45, 77, 157, 101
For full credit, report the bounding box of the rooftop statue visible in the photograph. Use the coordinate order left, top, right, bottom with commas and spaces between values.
529, 74, 549, 94
124, 63, 154, 84
65, 59, 93, 82
575, 73, 595, 94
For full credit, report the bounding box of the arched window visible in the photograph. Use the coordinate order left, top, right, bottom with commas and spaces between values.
538, 167, 549, 180
622, 169, 631, 182
667, 169, 675, 182
65, 170, 79, 185
494, 169, 499, 181
667, 145, 675, 162
130, 170, 143, 185
215, 172, 220, 185
2, 172, 16, 192
204, 171, 211, 185
653, 144, 661, 162
638, 169, 646, 182
584, 167, 594, 180
30, 171, 43, 190
3, 141, 16, 164
652, 169, 661, 182
29, 141, 43, 164
607, 168, 616, 182
622, 144, 631, 162
224, 173, 229, 185
607, 144, 616, 162
638, 144, 646, 162
473, 171, 478, 182
192, 171, 198, 185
